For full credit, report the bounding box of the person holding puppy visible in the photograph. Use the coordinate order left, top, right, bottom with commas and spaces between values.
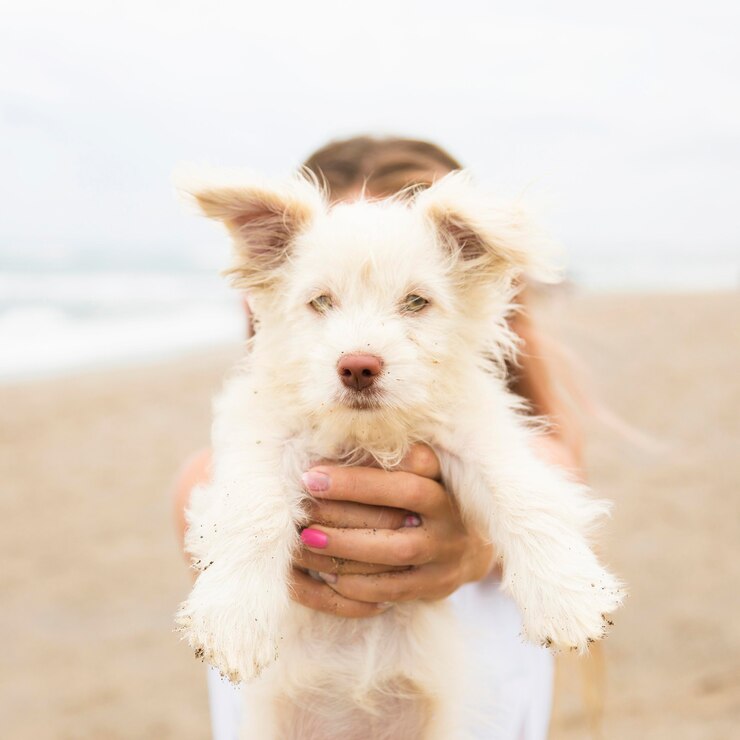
173, 136, 584, 739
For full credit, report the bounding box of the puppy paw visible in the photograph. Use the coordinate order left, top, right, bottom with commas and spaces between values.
175, 593, 279, 683
517, 565, 625, 651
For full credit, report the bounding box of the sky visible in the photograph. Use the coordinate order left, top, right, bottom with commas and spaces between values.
1, 0, 738, 273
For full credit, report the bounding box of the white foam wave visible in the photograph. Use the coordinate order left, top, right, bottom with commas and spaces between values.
0, 271, 244, 381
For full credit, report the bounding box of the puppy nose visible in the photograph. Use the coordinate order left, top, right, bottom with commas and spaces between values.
337, 354, 383, 390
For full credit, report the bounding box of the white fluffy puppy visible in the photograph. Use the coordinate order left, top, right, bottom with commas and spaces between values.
176, 171, 623, 739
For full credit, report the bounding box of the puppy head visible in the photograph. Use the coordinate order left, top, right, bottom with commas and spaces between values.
180, 170, 559, 420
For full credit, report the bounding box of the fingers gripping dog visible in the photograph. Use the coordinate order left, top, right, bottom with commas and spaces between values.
174, 170, 624, 739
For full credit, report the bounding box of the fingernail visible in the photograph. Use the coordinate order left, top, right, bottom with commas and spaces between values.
318, 571, 337, 584
377, 602, 394, 610
301, 471, 330, 493
404, 514, 422, 527
300, 528, 328, 549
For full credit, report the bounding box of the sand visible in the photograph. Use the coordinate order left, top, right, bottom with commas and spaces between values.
1, 291, 738, 739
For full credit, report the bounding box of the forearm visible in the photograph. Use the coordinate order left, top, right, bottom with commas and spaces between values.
509, 296, 584, 473
171, 447, 212, 559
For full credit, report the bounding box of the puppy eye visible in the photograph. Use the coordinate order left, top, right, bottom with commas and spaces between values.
309, 294, 333, 313
402, 294, 429, 313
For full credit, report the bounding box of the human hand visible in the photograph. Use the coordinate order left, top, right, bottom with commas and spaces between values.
290, 444, 496, 618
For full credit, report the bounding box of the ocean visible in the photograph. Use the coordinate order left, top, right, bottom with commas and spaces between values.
1, 253, 737, 382
0, 270, 243, 382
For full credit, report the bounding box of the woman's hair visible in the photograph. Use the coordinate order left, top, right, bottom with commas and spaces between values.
302, 135, 462, 200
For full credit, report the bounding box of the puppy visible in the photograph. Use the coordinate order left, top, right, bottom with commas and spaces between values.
175, 171, 624, 739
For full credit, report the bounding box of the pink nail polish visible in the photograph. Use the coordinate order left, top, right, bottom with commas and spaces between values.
301, 471, 330, 493
404, 514, 422, 527
300, 528, 328, 549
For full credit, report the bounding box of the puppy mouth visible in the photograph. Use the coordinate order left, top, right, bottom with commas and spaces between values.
338, 388, 384, 410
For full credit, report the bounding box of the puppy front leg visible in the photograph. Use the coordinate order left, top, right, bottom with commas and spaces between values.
492, 456, 624, 650
443, 419, 624, 651
176, 440, 302, 683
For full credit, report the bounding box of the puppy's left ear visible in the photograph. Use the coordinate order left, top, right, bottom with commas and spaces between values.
415, 171, 561, 285
175, 169, 324, 290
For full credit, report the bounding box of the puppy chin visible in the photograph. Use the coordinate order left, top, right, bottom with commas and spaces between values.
336, 388, 385, 411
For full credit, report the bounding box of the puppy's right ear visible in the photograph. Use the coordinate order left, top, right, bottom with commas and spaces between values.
176, 169, 324, 290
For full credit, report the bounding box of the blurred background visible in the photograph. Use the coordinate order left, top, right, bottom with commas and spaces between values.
1, 1, 738, 738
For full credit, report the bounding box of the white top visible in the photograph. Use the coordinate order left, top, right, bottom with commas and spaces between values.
207, 581, 553, 739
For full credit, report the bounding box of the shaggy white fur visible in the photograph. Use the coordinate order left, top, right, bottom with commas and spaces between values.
174, 171, 624, 739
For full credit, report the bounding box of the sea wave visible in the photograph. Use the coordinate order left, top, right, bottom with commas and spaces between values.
0, 271, 244, 381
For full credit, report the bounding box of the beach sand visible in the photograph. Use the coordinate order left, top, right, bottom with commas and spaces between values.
1, 291, 738, 739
